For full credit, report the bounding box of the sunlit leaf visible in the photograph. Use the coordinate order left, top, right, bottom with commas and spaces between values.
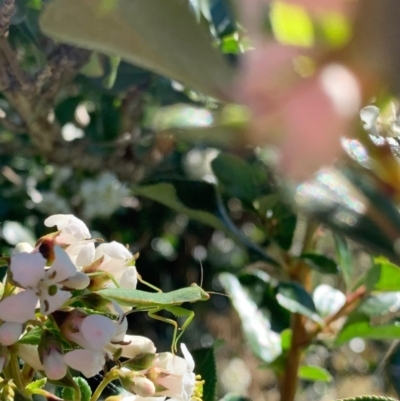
270, 1, 314, 47
2, 221, 36, 246
336, 313, 400, 345
319, 12, 352, 47
359, 292, 400, 317
152, 104, 247, 146
40, 0, 234, 101
219, 272, 282, 363
26, 379, 47, 392
298, 365, 332, 382
276, 282, 323, 323
365, 257, 400, 292
313, 284, 346, 317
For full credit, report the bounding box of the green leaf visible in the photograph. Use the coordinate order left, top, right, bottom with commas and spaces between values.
219, 272, 282, 363
133, 180, 227, 232
334, 234, 353, 288
133, 179, 279, 266
62, 378, 92, 401
270, 1, 314, 46
40, 0, 233, 101
211, 153, 258, 207
280, 329, 292, 351
19, 326, 42, 345
192, 348, 217, 401
319, 13, 352, 48
26, 378, 47, 392
295, 167, 400, 265
122, 353, 156, 371
152, 104, 247, 146
75, 377, 92, 401
276, 282, 323, 323
300, 253, 339, 274
359, 293, 400, 317
365, 257, 400, 291
336, 313, 400, 345
298, 365, 333, 382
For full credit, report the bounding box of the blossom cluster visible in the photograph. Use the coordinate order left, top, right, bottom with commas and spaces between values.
0, 214, 203, 401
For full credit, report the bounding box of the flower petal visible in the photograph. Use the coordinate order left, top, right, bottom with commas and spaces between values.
18, 344, 43, 370
47, 246, 76, 282
40, 288, 72, 315
45, 215, 91, 240
180, 344, 195, 372
75, 242, 95, 266
10, 252, 46, 288
95, 241, 132, 260
81, 314, 117, 350
120, 266, 138, 289
0, 290, 38, 323
61, 271, 90, 290
64, 349, 105, 378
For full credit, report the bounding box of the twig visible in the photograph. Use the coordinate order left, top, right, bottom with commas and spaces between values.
0, 0, 15, 37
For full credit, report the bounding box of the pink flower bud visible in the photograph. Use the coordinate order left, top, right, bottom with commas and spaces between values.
0, 322, 23, 346
42, 348, 67, 380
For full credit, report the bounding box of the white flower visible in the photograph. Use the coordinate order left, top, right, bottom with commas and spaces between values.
0, 246, 81, 322
94, 242, 137, 289
62, 312, 125, 378
44, 214, 95, 267
45, 214, 91, 240
62, 312, 118, 351
79, 172, 129, 220
153, 344, 197, 401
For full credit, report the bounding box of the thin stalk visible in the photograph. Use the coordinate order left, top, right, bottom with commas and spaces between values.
90, 370, 119, 401
279, 220, 317, 401
8, 351, 24, 392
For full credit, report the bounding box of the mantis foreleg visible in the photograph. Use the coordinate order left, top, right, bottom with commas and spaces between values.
147, 306, 195, 353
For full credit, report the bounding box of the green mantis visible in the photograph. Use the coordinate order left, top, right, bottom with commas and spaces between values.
95, 284, 210, 352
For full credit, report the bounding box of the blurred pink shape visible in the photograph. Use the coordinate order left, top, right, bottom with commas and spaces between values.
236, 1, 361, 181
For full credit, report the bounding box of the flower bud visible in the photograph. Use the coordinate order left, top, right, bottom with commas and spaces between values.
118, 370, 156, 398
119, 335, 156, 359
0, 322, 23, 346
14, 242, 34, 254
39, 331, 67, 380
